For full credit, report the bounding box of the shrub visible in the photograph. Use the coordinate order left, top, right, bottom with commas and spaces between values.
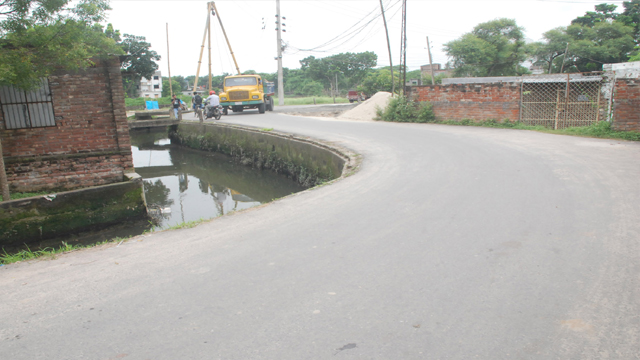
375, 96, 435, 123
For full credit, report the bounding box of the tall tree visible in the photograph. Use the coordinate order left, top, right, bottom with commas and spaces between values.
117, 33, 161, 98
444, 19, 527, 77
0, 0, 121, 90
0, 0, 119, 201
530, 27, 572, 73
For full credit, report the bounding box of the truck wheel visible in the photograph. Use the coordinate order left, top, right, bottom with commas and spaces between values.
258, 102, 266, 114
266, 97, 273, 111
222, 107, 228, 115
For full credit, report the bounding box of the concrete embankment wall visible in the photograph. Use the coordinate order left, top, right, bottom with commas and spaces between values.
0, 175, 146, 246
171, 123, 346, 187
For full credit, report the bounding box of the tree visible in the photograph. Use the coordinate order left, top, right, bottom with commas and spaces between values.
161, 77, 181, 97
357, 68, 401, 95
530, 27, 572, 73
0, 0, 119, 201
620, 0, 640, 45
300, 52, 377, 93
566, 21, 636, 71
571, 3, 619, 27
0, 0, 121, 90
116, 33, 160, 98
444, 18, 527, 77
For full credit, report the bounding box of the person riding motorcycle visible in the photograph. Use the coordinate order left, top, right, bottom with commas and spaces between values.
204, 91, 222, 120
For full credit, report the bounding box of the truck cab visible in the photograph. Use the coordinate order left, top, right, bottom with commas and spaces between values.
219, 75, 275, 114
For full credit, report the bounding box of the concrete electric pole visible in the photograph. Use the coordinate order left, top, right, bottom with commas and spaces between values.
276, 0, 284, 106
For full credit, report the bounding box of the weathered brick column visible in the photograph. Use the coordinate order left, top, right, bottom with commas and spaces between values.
613, 79, 640, 132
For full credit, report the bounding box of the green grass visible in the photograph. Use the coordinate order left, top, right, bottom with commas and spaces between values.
273, 96, 350, 106
165, 219, 206, 230
1, 242, 79, 264
0, 191, 50, 202
429, 119, 640, 141
125, 95, 191, 108
260, 127, 274, 132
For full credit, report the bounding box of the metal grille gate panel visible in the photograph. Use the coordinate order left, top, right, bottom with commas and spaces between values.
520, 73, 603, 129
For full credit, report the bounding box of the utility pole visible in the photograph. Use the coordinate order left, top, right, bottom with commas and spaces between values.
426, 36, 435, 85
379, 0, 394, 94
399, 0, 407, 95
166, 23, 173, 97
560, 42, 570, 73
276, 0, 284, 106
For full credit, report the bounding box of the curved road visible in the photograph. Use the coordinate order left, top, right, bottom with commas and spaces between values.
2, 113, 640, 359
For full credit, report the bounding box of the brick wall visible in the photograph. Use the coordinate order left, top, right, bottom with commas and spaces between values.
613, 79, 640, 132
0, 57, 134, 192
409, 82, 521, 122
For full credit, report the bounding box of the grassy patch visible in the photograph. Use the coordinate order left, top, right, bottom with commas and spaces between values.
0, 191, 50, 202
273, 96, 350, 106
165, 219, 206, 230
375, 99, 640, 142
125, 95, 191, 108
260, 127, 274, 132
1, 242, 79, 264
432, 119, 640, 141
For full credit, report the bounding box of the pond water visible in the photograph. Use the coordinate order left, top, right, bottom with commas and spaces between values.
4, 128, 306, 254
131, 128, 307, 228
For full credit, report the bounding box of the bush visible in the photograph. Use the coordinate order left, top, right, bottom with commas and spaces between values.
375, 96, 435, 123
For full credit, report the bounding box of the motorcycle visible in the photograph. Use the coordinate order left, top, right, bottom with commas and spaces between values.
204, 102, 223, 120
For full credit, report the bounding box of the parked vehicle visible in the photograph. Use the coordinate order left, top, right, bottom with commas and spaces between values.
347, 90, 367, 103
219, 75, 275, 114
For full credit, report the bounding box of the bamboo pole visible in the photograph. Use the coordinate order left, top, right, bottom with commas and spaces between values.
211, 1, 241, 74
207, 2, 213, 91
166, 23, 173, 98
193, 8, 211, 93
0, 138, 10, 202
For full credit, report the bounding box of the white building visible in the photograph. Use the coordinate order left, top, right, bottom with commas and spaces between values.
139, 71, 163, 98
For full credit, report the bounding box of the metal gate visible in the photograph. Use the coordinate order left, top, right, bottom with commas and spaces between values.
0, 78, 55, 129
520, 73, 603, 129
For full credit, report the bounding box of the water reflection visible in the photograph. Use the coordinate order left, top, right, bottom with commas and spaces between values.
131, 128, 306, 228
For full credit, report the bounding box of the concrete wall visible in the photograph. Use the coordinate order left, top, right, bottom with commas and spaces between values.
408, 82, 521, 122
0, 57, 133, 192
613, 79, 640, 132
171, 123, 345, 187
0, 175, 146, 246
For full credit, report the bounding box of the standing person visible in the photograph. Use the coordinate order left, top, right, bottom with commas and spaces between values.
192, 92, 203, 111
171, 94, 181, 119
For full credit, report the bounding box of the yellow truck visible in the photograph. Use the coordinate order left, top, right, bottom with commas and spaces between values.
219, 74, 275, 114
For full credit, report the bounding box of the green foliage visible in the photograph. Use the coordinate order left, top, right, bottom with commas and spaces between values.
124, 94, 190, 108
0, 0, 121, 90
299, 51, 377, 93
1, 242, 79, 265
0, 191, 49, 202
529, 27, 573, 74
445, 18, 527, 77
375, 96, 435, 123
271, 96, 349, 106
566, 21, 635, 71
358, 68, 401, 95
161, 77, 182, 97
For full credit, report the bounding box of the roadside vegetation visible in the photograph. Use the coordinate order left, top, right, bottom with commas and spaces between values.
375, 97, 640, 141
0, 191, 49, 202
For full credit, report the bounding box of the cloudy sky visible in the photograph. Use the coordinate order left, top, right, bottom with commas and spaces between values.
106, 0, 625, 77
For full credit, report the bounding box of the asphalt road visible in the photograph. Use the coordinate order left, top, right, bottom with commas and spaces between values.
2, 112, 640, 359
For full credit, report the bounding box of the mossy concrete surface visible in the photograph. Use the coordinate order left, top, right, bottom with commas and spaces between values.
0, 176, 147, 247
171, 123, 346, 187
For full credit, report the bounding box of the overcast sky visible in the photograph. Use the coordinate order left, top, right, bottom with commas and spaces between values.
106, 0, 626, 77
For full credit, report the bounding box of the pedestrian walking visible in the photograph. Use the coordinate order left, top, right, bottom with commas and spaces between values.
171, 94, 181, 119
